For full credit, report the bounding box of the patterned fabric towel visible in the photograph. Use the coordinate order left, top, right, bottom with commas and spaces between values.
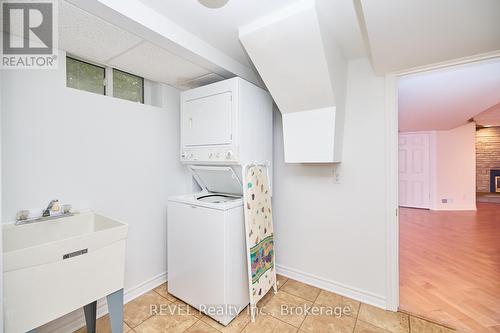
243, 164, 276, 319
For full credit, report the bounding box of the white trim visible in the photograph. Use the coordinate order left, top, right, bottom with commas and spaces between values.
38, 272, 167, 333
385, 73, 399, 311
393, 50, 500, 76
432, 205, 478, 211
385, 49, 500, 312
276, 264, 386, 309
105, 66, 114, 98
429, 132, 438, 210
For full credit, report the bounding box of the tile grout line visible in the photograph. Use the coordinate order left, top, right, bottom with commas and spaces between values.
238, 317, 251, 333
234, 304, 252, 333
199, 316, 223, 333
296, 287, 321, 333
278, 289, 318, 304
352, 302, 362, 333
152, 287, 175, 303
128, 312, 155, 330
273, 289, 313, 330
268, 310, 304, 331
182, 317, 201, 333
280, 280, 321, 304
127, 287, 175, 330
257, 288, 311, 331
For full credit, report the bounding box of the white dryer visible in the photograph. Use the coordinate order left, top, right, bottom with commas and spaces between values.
168, 77, 272, 326
167, 166, 249, 325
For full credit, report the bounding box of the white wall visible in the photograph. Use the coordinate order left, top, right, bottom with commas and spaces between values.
1, 53, 189, 328
434, 122, 476, 210
273, 58, 388, 307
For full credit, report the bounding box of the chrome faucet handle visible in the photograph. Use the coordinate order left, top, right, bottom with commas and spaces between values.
62, 204, 72, 214
16, 210, 30, 221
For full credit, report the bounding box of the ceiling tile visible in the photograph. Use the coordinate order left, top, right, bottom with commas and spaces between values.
108, 41, 212, 87
59, 2, 142, 63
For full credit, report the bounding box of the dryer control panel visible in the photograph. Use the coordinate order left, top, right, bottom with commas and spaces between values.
181, 148, 239, 164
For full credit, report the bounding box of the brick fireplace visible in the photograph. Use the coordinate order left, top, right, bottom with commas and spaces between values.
476, 127, 500, 193
492, 170, 500, 193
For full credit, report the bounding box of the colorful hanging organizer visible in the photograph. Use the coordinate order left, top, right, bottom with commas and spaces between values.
243, 164, 277, 321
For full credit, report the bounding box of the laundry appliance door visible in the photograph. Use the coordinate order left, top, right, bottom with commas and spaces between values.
167, 201, 225, 312
182, 92, 233, 147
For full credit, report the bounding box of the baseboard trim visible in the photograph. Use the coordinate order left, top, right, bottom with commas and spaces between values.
38, 271, 167, 333
276, 264, 387, 309
432, 204, 477, 211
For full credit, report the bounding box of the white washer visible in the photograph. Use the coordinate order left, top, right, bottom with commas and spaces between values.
167, 166, 249, 325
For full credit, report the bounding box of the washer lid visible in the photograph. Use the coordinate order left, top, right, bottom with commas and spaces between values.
189, 165, 242, 196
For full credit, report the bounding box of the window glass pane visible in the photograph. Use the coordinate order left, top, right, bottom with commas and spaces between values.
66, 57, 105, 95
113, 69, 144, 103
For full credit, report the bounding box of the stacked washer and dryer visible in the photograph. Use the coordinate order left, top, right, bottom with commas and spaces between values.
167, 77, 273, 325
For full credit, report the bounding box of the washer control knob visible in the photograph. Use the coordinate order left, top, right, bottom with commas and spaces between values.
226, 151, 233, 159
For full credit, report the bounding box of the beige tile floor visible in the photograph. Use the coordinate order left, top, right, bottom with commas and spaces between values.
75, 275, 458, 333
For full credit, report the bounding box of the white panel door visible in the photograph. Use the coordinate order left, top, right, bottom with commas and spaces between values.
399, 133, 430, 209
182, 92, 232, 147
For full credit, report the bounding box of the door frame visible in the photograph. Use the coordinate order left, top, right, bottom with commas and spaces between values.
385, 50, 500, 311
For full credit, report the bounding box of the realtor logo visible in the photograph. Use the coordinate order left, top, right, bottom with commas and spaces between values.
1, 0, 58, 69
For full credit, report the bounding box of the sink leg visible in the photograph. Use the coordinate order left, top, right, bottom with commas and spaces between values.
83, 301, 97, 333
107, 288, 124, 333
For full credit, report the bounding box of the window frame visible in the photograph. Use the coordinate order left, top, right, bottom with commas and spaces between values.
66, 55, 107, 96
112, 67, 145, 104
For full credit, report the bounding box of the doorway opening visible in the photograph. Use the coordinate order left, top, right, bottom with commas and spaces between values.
396, 57, 500, 333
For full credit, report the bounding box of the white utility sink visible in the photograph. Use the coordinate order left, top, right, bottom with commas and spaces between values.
3, 211, 128, 333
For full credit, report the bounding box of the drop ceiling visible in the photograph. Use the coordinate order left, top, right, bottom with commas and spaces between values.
398, 58, 500, 132
59, 1, 221, 89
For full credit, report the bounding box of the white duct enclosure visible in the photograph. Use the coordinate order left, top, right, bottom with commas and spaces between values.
239, 0, 347, 163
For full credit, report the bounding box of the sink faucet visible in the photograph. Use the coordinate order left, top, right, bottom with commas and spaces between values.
42, 199, 59, 217
15, 201, 75, 226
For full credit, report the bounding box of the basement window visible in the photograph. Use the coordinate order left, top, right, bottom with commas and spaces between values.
66, 55, 146, 105
66, 56, 106, 95
112, 69, 144, 103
